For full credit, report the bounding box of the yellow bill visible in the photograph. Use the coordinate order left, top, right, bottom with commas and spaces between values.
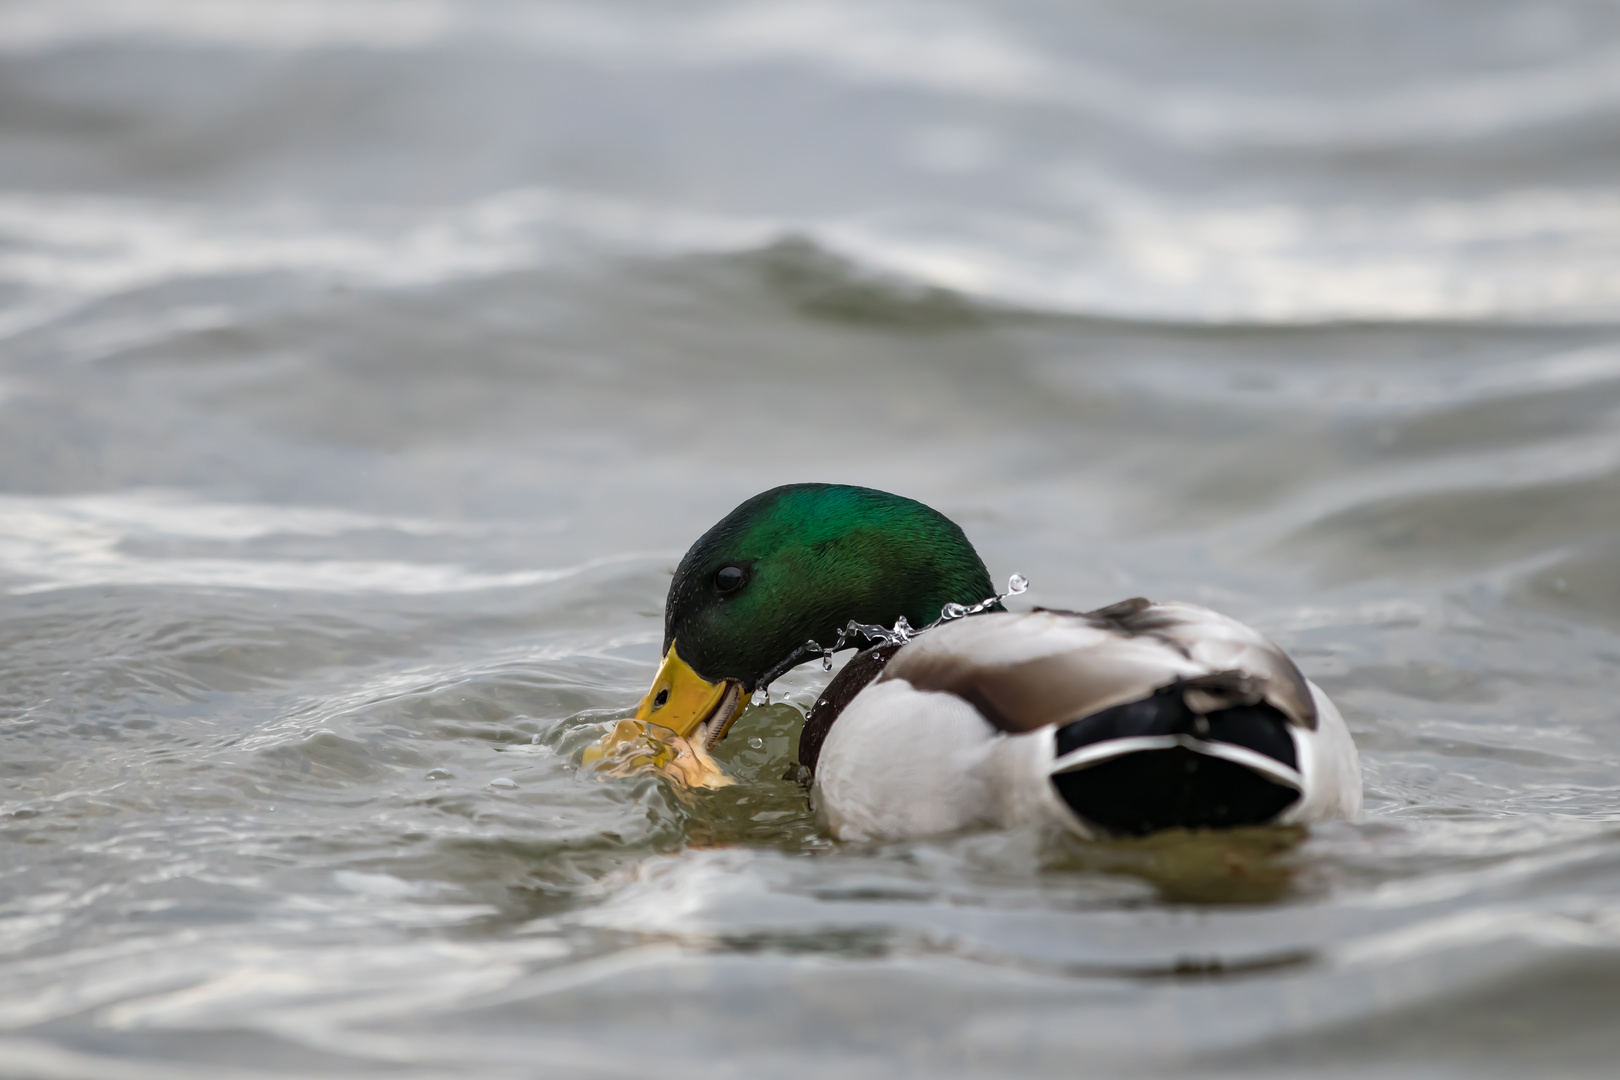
580, 641, 747, 789
632, 641, 746, 746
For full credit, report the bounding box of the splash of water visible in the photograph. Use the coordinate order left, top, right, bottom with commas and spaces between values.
764, 573, 1029, 687
940, 571, 1028, 623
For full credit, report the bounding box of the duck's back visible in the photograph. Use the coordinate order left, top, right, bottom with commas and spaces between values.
804, 602, 1361, 842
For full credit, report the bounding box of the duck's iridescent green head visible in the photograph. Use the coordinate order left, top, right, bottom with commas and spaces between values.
634, 484, 994, 746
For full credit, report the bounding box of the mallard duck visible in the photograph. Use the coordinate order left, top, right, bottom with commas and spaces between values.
610, 483, 1361, 842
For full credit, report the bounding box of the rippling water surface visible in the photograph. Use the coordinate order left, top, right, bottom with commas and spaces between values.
4, 2, 1620, 1076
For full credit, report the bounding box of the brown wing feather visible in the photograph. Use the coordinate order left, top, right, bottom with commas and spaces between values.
1107, 601, 1318, 729
881, 604, 1318, 734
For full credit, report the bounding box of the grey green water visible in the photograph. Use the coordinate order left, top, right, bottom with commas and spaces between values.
5, 2, 1620, 1076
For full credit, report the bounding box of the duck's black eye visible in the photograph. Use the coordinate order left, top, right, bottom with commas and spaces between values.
714, 565, 746, 593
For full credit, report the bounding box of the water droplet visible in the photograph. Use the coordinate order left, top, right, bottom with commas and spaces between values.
942, 602, 967, 620
1007, 573, 1029, 595
752, 687, 771, 706
822, 654, 833, 671
748, 737, 764, 749
488, 777, 517, 789
424, 768, 453, 781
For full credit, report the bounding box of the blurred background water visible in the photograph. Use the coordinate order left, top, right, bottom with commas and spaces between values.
3, 1, 1620, 1076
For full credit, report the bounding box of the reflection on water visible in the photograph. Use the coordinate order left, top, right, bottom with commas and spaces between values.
1044, 827, 1307, 907
3, 0, 1620, 1076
